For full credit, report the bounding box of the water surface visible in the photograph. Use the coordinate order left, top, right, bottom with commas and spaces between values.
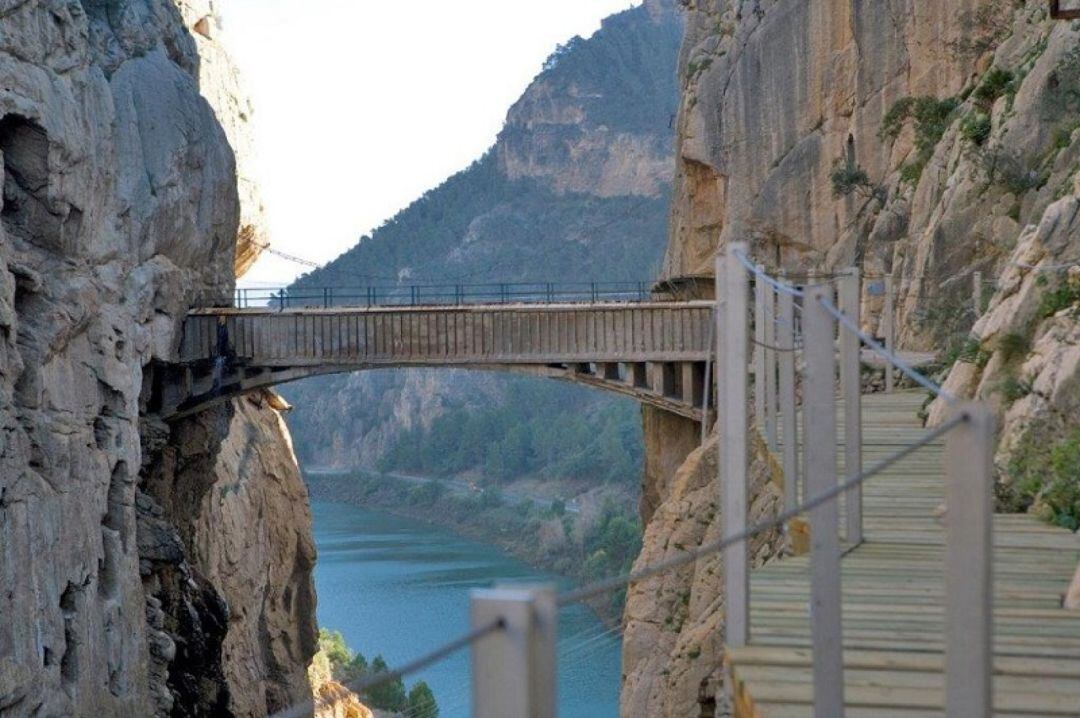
312, 500, 621, 717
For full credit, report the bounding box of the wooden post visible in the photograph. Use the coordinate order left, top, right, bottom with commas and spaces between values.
973, 271, 983, 317
839, 269, 863, 547
884, 273, 895, 393
754, 265, 766, 431
719, 243, 749, 648
701, 311, 716, 444
802, 284, 846, 716
945, 405, 994, 717
777, 275, 798, 512
763, 277, 778, 451
471, 586, 557, 718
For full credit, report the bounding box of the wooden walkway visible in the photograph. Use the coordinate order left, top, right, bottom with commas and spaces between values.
728, 391, 1080, 717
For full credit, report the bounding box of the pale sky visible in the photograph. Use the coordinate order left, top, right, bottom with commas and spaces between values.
220, 0, 642, 287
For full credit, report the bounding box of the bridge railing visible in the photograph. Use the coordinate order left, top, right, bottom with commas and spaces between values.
226, 281, 654, 309
264, 243, 995, 718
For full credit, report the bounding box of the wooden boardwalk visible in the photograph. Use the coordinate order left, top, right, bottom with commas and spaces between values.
728, 391, 1080, 717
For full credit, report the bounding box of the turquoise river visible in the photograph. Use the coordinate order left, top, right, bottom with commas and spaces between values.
311, 500, 622, 717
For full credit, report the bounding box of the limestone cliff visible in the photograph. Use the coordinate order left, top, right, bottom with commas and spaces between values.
629, 0, 1079, 713
0, 2, 313, 715
622, 430, 783, 717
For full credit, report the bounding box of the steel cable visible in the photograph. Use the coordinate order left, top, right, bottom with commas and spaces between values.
816, 296, 953, 402
555, 413, 967, 607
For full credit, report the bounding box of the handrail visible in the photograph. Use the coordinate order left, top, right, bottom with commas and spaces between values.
265, 247, 995, 718
223, 280, 657, 309
727, 245, 994, 716
731, 250, 952, 402
816, 296, 954, 402
555, 412, 967, 607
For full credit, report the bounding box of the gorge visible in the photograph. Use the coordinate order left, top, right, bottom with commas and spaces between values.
2, 1, 1078, 717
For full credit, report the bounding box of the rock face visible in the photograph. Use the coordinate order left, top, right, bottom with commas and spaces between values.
175, 1, 268, 277
0, 2, 313, 715
142, 390, 317, 716
622, 428, 783, 717
630, 0, 1079, 713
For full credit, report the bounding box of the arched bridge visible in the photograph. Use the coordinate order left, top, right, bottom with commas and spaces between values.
158, 299, 716, 421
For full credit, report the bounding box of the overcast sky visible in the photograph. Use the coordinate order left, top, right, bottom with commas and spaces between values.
220, 0, 642, 286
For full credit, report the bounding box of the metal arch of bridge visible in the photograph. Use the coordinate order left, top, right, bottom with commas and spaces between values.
160, 301, 716, 421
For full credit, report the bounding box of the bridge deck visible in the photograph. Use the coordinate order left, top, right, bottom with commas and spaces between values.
728, 392, 1080, 717
182, 301, 713, 366
167, 302, 714, 419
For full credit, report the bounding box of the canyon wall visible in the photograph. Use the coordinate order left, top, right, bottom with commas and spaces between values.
627, 0, 1079, 714
0, 2, 314, 715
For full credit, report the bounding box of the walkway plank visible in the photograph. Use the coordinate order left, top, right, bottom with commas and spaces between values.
727, 391, 1080, 717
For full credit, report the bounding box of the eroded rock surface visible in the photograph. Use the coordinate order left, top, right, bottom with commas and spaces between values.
632, 0, 1079, 713
0, 2, 313, 715
622, 426, 783, 717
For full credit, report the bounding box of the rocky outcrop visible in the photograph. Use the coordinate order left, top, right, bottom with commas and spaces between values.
176, 0, 268, 277
307, 649, 373, 718
631, 0, 1079, 713
927, 195, 1078, 517
0, 1, 313, 715
498, 0, 680, 199
622, 427, 784, 717
142, 390, 317, 715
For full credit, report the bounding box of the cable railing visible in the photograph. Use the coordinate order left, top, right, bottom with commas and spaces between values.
224, 281, 656, 310
725, 244, 994, 717
267, 242, 996, 718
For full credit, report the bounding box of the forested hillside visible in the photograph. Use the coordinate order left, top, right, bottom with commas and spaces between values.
280, 0, 682, 486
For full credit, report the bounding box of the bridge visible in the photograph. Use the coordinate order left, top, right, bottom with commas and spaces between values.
172, 266, 1080, 718
160, 292, 715, 420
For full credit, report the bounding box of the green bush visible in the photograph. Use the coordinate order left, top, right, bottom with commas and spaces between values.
1011, 428, 1080, 530
881, 97, 916, 139
900, 160, 927, 185
960, 112, 993, 145
409, 480, 447, 505
1038, 282, 1080, 318
366, 656, 408, 712
479, 487, 504, 509
973, 67, 1015, 106
997, 332, 1031, 363
997, 374, 1031, 404
943, 336, 991, 368
316, 629, 439, 715
830, 163, 873, 197
883, 96, 960, 184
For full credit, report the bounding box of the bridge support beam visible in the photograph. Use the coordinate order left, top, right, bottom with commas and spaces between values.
681, 362, 705, 407
625, 362, 648, 389
599, 362, 621, 381
651, 362, 680, 399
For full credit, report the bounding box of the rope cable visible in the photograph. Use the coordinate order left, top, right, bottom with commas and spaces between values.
556, 413, 967, 607
816, 296, 953, 402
